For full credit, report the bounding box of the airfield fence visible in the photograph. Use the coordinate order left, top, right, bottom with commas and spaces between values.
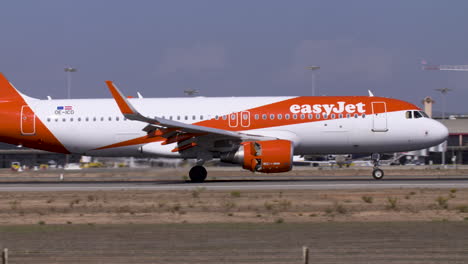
2, 247, 310, 264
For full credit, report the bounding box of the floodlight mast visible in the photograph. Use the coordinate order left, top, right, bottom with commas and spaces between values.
435, 88, 452, 120
434, 88, 452, 166
305, 66, 320, 96
184, 89, 199, 96
64, 67, 77, 99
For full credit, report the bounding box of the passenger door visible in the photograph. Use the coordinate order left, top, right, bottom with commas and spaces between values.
371, 102, 388, 132
20, 105, 36, 135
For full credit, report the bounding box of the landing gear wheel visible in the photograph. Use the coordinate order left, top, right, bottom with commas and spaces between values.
189, 165, 207, 183
372, 168, 384, 180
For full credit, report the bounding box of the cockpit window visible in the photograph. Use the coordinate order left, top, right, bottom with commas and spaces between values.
419, 111, 429, 118
413, 111, 423, 119
407, 110, 428, 119
406, 111, 412, 119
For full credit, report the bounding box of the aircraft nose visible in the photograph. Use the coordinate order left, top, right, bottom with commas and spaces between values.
430, 120, 449, 145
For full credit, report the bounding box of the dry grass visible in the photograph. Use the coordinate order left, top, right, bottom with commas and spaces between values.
0, 188, 467, 225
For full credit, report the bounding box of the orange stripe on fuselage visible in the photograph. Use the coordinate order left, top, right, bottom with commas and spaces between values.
195, 96, 419, 131
0, 73, 70, 154
94, 134, 165, 150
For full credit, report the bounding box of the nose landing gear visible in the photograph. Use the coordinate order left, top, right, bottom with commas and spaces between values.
371, 153, 384, 180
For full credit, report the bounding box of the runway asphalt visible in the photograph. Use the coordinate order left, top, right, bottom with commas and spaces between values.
1, 176, 468, 191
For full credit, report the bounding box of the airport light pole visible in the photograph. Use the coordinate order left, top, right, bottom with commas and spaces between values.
306, 66, 320, 96
64, 67, 77, 99
435, 88, 452, 120
435, 88, 452, 166
184, 88, 199, 96
63, 67, 76, 169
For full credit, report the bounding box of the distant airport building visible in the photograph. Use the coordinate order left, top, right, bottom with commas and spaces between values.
437, 117, 468, 164
0, 143, 80, 168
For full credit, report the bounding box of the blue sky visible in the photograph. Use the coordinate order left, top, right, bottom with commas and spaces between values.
0, 1, 467, 113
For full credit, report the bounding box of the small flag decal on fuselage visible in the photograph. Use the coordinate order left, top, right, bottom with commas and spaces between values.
57, 106, 73, 110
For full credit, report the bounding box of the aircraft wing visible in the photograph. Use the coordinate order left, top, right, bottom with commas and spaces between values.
106, 81, 272, 148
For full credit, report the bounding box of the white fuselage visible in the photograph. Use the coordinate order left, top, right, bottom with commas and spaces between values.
22, 96, 448, 158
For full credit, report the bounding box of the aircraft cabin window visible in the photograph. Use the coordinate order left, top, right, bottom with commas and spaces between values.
55, 118, 58, 122
316, 114, 320, 119
413, 111, 423, 119
177, 116, 180, 120
78, 118, 81, 122
100, 117, 104, 121
85, 117, 89, 122
270, 114, 275, 120
184, 116, 188, 120
346, 114, 351, 118
293, 114, 298, 119
262, 114, 267, 120
354, 114, 358, 118
300, 114, 305, 119
243, 114, 248, 120
339, 114, 343, 119
170, 116, 173, 120
323, 114, 328, 119
406, 111, 412, 119
285, 114, 290, 120
331, 114, 335, 119
108, 117, 112, 121
362, 114, 366, 118
116, 117, 120, 121
254, 114, 259, 120
215, 115, 219, 120
70, 118, 74, 122
232, 114, 237, 120
200, 115, 203, 120
93, 117, 96, 122
278, 114, 283, 120
308, 114, 313, 119
62, 118, 66, 122
47, 118, 51, 122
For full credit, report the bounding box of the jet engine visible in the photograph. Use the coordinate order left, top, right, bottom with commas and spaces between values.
221, 140, 293, 173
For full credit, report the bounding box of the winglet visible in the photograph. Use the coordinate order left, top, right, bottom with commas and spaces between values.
368, 90, 374, 97
105, 80, 138, 115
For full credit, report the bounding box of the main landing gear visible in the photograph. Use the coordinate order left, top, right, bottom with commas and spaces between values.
371, 153, 384, 180
189, 165, 207, 183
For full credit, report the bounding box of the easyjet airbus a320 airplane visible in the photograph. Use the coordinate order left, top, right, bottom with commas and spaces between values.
0, 73, 448, 182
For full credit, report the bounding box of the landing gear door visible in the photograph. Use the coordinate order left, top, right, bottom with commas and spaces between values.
20, 105, 36, 135
371, 102, 388, 132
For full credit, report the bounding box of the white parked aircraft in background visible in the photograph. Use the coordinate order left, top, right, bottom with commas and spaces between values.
0, 73, 448, 182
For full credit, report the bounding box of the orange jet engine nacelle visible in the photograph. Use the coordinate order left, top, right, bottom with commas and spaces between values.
221, 140, 293, 173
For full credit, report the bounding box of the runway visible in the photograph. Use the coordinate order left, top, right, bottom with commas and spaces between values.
1, 176, 468, 192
